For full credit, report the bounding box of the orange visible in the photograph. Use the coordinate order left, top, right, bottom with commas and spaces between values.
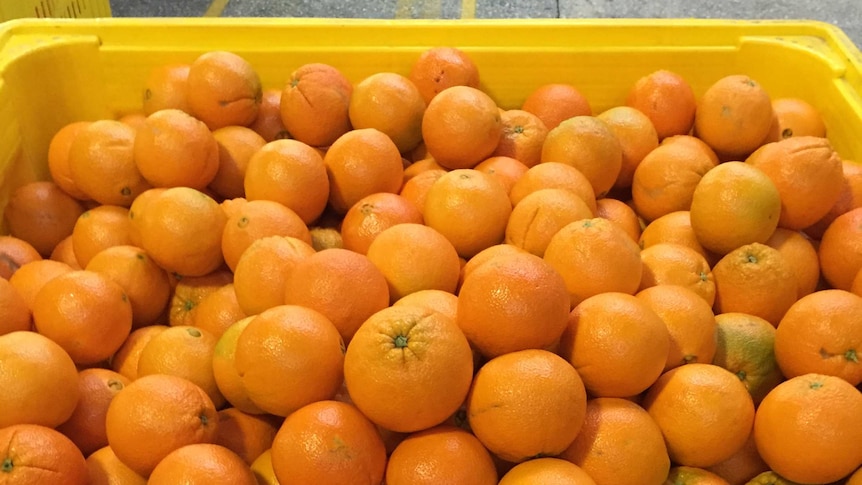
631, 138, 719, 222
421, 85, 503, 170
694, 74, 774, 158
594, 197, 642, 243
642, 363, 755, 468
638, 242, 716, 306
753, 373, 862, 484
47, 120, 91, 200
559, 292, 670, 397
640, 211, 719, 267
243, 138, 330, 224
423, 168, 512, 258
186, 50, 261, 130
849, 468, 862, 485
49, 234, 81, 269
137, 325, 225, 408
69, 205, 134, 268
467, 349, 587, 463
560, 397, 670, 485
0, 277, 30, 335
209, 126, 267, 200
364, 223, 460, 303
636, 284, 718, 371
818, 206, 862, 290
33, 270, 132, 366
505, 188, 594, 257
774, 289, 862, 385
661, 133, 721, 162
459, 243, 527, 283
279, 62, 353, 147
457, 251, 570, 358
214, 408, 281, 465
474, 155, 529, 194
509, 161, 597, 212
403, 157, 446, 181
490, 109, 549, 167
764, 228, 820, 298
348, 72, 426, 153
234, 305, 344, 417
712, 312, 784, 405
705, 432, 770, 485
221, 198, 312, 271
392, 289, 459, 322
625, 69, 697, 140
597, 105, 659, 190
233, 236, 315, 316
133, 108, 220, 190
147, 443, 257, 485
136, 187, 227, 277
544, 218, 643, 308
664, 466, 732, 485
249, 449, 278, 485
126, 187, 166, 248
3, 180, 86, 257
323, 128, 405, 214
168, 269, 233, 327
0, 424, 88, 485
340, 192, 424, 255
385, 424, 498, 485
117, 112, 148, 130
7, 259, 74, 312
0, 235, 42, 279
270, 400, 386, 485
689, 162, 781, 255
498, 457, 597, 485
712, 243, 797, 327
771, 97, 827, 139
745, 136, 843, 230
540, 116, 623, 198
56, 368, 130, 457
67, 120, 151, 207
190, 283, 246, 338
805, 159, 862, 240
86, 446, 147, 485
283, 248, 390, 342
408, 46, 480, 105
521, 83, 592, 131
0, 331, 79, 429
141, 63, 191, 115
85, 244, 171, 328
105, 374, 219, 477
249, 88, 290, 142
344, 304, 473, 433
109, 324, 168, 381
211, 316, 264, 414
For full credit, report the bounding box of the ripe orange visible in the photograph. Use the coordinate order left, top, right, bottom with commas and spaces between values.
638, 242, 716, 306
474, 155, 529, 195
169, 269, 234, 327
408, 46, 480, 104
147, 443, 257, 484
7, 259, 74, 313
818, 206, 862, 291
209, 126, 267, 200
249, 448, 278, 485
0, 330, 79, 429
705, 432, 769, 485
270, 400, 387, 485
0, 277, 30, 336
47, 120, 92, 200
186, 50, 261, 130
597, 105, 659, 190
774, 289, 862, 386
214, 408, 281, 465
220, 198, 312, 272
323, 128, 405, 214
348, 72, 426, 153
625, 69, 697, 140
505, 188, 594, 257
694, 74, 774, 159
764, 228, 820, 298
279, 62, 353, 147
712, 312, 784, 405
541, 115, 623, 198
86, 446, 147, 485
234, 305, 345, 417
457, 251, 570, 358
142, 63, 191, 115
109, 324, 168, 381
805, 159, 862, 240
521, 83, 592, 131
771, 97, 827, 139
0, 235, 42, 279
753, 373, 862, 484
594, 197, 642, 243
498, 457, 597, 485
49, 234, 82, 269
211, 316, 263, 414
243, 139, 330, 224
560, 397, 670, 485
0, 424, 88, 485
423, 169, 512, 258
340, 192, 424, 255
385, 424, 498, 485
399, 168, 447, 213
105, 374, 219, 477
56, 368, 130, 457
249, 88, 289, 142
392, 289, 459, 322
190, 282, 246, 338
3, 180, 86, 256
544, 218, 643, 308
509, 161, 597, 212
664, 466, 732, 485
344, 305, 473, 433
689, 162, 781, 256
233, 235, 315, 316
639, 210, 717, 265
559, 292, 670, 397
70, 205, 134, 268
490, 109, 549, 168
33, 270, 133, 366
642, 363, 755, 468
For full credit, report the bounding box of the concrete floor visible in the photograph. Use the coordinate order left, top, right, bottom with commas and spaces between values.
106, 0, 861, 47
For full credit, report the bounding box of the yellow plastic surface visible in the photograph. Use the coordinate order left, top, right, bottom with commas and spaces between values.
0, 17, 860, 230
0, 0, 111, 21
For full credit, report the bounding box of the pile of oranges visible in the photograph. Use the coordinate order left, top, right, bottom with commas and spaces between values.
0, 45, 860, 485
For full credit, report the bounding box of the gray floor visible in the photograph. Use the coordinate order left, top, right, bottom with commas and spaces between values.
107, 0, 861, 48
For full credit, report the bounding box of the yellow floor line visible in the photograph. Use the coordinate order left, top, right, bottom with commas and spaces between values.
396, 0, 443, 18
460, 0, 476, 18
395, 0, 413, 18
203, 0, 229, 17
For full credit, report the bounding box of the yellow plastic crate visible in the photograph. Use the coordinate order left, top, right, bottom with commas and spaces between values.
0, 0, 111, 21
0, 17, 860, 229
